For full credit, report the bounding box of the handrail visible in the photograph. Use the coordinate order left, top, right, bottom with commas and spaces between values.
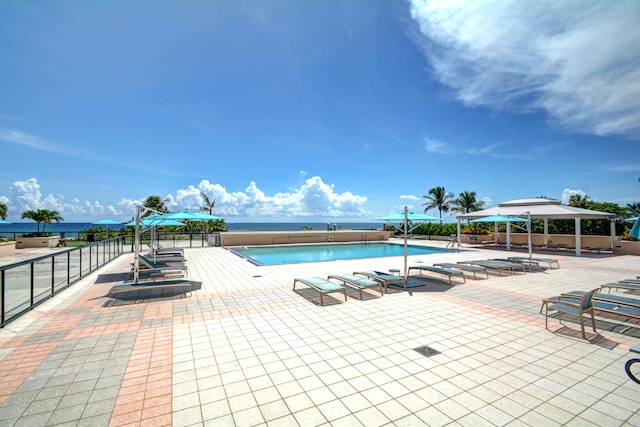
0, 236, 124, 327
222, 237, 247, 249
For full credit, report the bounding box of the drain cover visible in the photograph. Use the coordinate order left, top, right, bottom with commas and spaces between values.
414, 345, 441, 357
253, 275, 262, 278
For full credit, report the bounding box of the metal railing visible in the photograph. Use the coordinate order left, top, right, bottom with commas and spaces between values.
0, 237, 125, 327
0, 231, 218, 327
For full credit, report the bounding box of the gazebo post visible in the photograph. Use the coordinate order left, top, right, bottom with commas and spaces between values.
610, 220, 616, 250
575, 218, 582, 256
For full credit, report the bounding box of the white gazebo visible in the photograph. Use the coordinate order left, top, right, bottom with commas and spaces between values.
456, 198, 617, 256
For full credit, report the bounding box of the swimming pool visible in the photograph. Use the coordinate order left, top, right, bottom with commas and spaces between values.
231, 242, 448, 265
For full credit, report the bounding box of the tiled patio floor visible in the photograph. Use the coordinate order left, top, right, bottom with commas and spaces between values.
1, 240, 640, 426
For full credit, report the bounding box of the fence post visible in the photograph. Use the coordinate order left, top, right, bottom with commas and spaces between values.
30, 262, 35, 307
1, 270, 5, 325
51, 256, 55, 295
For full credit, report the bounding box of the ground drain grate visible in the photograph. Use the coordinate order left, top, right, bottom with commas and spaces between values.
253, 275, 262, 278
413, 345, 441, 357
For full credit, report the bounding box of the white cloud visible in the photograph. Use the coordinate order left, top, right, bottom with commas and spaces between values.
181, 176, 369, 218
401, 195, 420, 201
424, 137, 452, 154
1, 176, 371, 221
602, 164, 640, 172
0, 128, 70, 154
409, 0, 640, 139
424, 136, 501, 157
561, 188, 587, 204
2, 178, 123, 220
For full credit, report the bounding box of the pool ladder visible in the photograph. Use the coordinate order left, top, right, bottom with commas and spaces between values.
222, 237, 248, 249
361, 234, 370, 244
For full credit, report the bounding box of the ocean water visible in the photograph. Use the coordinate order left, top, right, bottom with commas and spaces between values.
0, 222, 383, 237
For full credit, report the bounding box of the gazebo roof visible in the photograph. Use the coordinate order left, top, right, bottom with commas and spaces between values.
456, 198, 616, 220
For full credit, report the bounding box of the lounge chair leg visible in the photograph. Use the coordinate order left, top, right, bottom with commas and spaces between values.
545, 306, 549, 330
590, 314, 596, 332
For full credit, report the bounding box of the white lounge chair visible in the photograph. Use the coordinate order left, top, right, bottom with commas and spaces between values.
293, 277, 347, 306
327, 274, 383, 299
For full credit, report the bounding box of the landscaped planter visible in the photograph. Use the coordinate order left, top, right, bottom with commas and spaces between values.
0, 241, 16, 257
15, 236, 61, 249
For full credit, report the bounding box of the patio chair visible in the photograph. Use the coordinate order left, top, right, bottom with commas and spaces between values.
542, 289, 640, 322
585, 247, 612, 254
543, 289, 598, 339
407, 265, 466, 285
353, 271, 406, 293
600, 282, 640, 293
546, 243, 568, 251
508, 256, 560, 269
433, 262, 489, 279
457, 260, 514, 276
492, 258, 544, 272
327, 274, 383, 299
138, 255, 187, 270
108, 280, 193, 304
132, 255, 189, 280
293, 277, 347, 306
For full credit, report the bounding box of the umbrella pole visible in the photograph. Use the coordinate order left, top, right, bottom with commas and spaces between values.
404, 206, 408, 286
134, 206, 141, 284
526, 212, 532, 260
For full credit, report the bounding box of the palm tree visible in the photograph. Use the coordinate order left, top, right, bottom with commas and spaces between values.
40, 209, 63, 233
422, 186, 454, 222
568, 194, 590, 208
626, 202, 640, 217
451, 191, 485, 214
200, 191, 216, 215
142, 195, 169, 217
21, 209, 64, 233
0, 203, 7, 220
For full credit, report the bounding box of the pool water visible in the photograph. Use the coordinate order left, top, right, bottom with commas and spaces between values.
232, 242, 448, 265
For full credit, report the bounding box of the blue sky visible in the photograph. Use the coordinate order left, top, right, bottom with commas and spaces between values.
1, 0, 639, 223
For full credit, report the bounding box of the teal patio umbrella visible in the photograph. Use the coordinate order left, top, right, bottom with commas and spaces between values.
375, 207, 441, 278
471, 214, 532, 258
630, 219, 640, 240
160, 210, 222, 221
0, 220, 11, 224
125, 218, 185, 227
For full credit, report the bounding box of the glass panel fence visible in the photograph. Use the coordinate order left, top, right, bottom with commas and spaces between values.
1, 237, 124, 326
3, 264, 32, 320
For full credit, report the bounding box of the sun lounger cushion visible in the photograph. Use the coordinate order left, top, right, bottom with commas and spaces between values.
508, 257, 560, 269
353, 271, 406, 293
327, 274, 383, 299
293, 277, 347, 306
408, 266, 465, 285
457, 260, 513, 276
542, 290, 640, 321
108, 280, 193, 302
600, 282, 640, 293
433, 263, 489, 279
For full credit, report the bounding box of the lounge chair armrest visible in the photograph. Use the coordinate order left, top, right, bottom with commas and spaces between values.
549, 300, 581, 309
